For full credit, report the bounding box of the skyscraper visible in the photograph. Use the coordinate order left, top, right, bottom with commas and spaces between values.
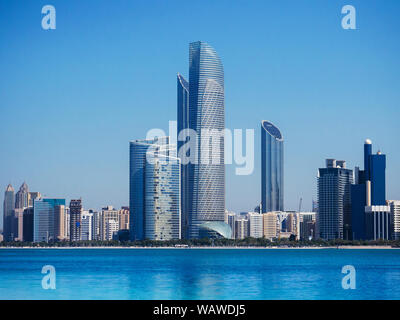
263, 212, 278, 240
15, 182, 29, 209
129, 136, 169, 240
28, 192, 41, 207
3, 184, 15, 242
54, 204, 66, 241
187, 41, 225, 239
247, 212, 263, 238
101, 206, 119, 241
388, 200, 400, 240
22, 207, 34, 242
81, 210, 93, 241
317, 159, 353, 240
351, 139, 387, 240
261, 120, 284, 213
91, 210, 101, 240
33, 198, 65, 242
69, 199, 82, 242
299, 212, 316, 240
145, 147, 181, 240
177, 73, 189, 239
118, 207, 130, 230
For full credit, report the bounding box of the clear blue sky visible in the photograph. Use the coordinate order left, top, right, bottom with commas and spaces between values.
1, 0, 399, 228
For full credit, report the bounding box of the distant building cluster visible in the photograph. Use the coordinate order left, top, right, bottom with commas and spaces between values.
317, 139, 400, 241
224, 210, 315, 241
2, 185, 130, 243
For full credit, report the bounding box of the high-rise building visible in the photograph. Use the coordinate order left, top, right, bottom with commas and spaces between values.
65, 207, 70, 238
81, 210, 93, 241
34, 198, 66, 242
15, 182, 29, 209
69, 199, 82, 242
101, 206, 119, 241
235, 219, 249, 240
129, 137, 169, 240
145, 147, 181, 240
14, 208, 24, 241
28, 192, 41, 207
286, 212, 300, 239
177, 73, 190, 239
225, 211, 236, 239
22, 207, 34, 242
118, 207, 130, 230
3, 184, 15, 242
92, 210, 101, 240
105, 219, 119, 241
186, 41, 225, 239
53, 204, 66, 241
317, 159, 353, 240
388, 201, 400, 240
247, 212, 263, 238
263, 212, 278, 240
261, 120, 284, 213
351, 140, 387, 240
299, 212, 316, 240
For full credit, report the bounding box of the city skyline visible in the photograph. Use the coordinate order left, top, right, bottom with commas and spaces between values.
1, 1, 400, 229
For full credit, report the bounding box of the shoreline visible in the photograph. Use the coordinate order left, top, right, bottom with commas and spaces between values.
0, 246, 396, 249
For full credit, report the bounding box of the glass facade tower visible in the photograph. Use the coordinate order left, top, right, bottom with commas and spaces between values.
177, 73, 189, 239
129, 136, 169, 240
33, 198, 65, 243
15, 182, 29, 209
318, 159, 353, 240
187, 41, 225, 238
351, 139, 386, 240
3, 184, 15, 242
145, 148, 181, 240
261, 120, 284, 213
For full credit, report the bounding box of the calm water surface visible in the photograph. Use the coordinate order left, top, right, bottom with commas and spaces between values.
0, 248, 400, 300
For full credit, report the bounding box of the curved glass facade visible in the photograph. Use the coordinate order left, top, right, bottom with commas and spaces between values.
129, 137, 169, 240
188, 41, 225, 238
261, 120, 284, 212
177, 74, 189, 239
198, 221, 232, 239
145, 151, 181, 240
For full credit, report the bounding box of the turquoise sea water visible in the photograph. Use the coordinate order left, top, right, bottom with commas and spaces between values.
0, 248, 400, 300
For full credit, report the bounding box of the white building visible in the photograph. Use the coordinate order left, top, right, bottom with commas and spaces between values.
247, 212, 263, 238
105, 219, 119, 241
65, 207, 70, 238
365, 205, 391, 240
81, 210, 93, 241
235, 219, 249, 240
92, 210, 101, 240
388, 200, 400, 240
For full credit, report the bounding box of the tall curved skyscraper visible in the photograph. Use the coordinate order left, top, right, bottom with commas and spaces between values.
261, 120, 284, 213
187, 41, 225, 238
129, 136, 170, 240
177, 73, 189, 238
